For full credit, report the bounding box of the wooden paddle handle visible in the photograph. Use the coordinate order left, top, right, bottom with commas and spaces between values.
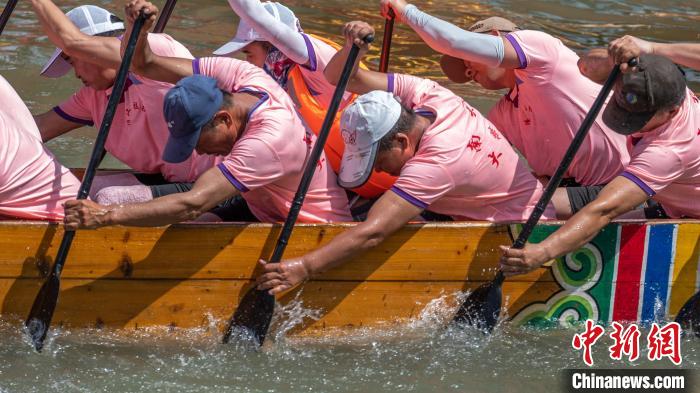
379, 8, 395, 73
153, 0, 178, 34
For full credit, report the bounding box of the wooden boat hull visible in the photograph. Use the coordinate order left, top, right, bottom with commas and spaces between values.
0, 220, 698, 335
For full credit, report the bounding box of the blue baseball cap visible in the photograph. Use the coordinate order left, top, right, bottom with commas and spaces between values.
162, 75, 224, 163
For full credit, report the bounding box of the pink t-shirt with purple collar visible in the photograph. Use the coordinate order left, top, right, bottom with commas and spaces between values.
388, 73, 556, 222
55, 33, 220, 182
487, 30, 630, 185
0, 75, 80, 220
194, 57, 351, 223
294, 34, 352, 109
621, 89, 700, 218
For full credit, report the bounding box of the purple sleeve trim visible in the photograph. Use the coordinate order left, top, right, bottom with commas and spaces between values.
414, 108, 435, 117
53, 106, 94, 126
217, 163, 250, 192
387, 73, 395, 93
192, 58, 201, 75
390, 186, 428, 209
621, 171, 655, 196
505, 34, 527, 69
299, 34, 318, 72
245, 93, 270, 122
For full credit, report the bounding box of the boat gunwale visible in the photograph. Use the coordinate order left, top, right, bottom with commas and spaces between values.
0, 218, 698, 229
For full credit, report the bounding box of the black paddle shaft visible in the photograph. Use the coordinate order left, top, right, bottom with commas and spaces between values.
493, 59, 633, 285
24, 13, 149, 351
452, 59, 634, 331
96, 0, 178, 165
379, 9, 395, 73
223, 36, 374, 345
269, 37, 373, 263
153, 0, 177, 34
0, 0, 18, 34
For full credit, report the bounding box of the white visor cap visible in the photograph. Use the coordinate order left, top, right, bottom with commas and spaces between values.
338, 90, 402, 189
41, 5, 124, 78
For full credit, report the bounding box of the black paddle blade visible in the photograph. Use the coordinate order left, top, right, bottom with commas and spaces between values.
675, 291, 700, 338
452, 278, 502, 333
223, 289, 275, 346
24, 274, 60, 351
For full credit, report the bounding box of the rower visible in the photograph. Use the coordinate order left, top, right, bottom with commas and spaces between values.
214, 0, 396, 208
0, 75, 80, 221
580, 35, 700, 84
500, 55, 700, 277
254, 21, 565, 295
29, 0, 219, 205
63, 0, 351, 229
379, 0, 632, 219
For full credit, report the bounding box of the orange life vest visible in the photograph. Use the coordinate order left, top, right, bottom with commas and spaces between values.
286, 35, 396, 199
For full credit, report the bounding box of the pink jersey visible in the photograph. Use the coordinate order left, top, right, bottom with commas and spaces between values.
55, 33, 220, 182
388, 73, 555, 221
295, 34, 352, 109
487, 30, 629, 185
622, 89, 700, 218
194, 57, 351, 223
0, 76, 80, 220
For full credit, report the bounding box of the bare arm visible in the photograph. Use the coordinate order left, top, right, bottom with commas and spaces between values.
500, 176, 649, 276
64, 166, 239, 228
34, 110, 83, 142
652, 42, 700, 71
609, 35, 700, 72
122, 0, 193, 84
257, 191, 424, 294
30, 0, 123, 69
324, 21, 392, 95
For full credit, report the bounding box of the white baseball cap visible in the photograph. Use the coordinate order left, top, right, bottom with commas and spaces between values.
338, 91, 402, 189
41, 5, 125, 78
213, 2, 300, 56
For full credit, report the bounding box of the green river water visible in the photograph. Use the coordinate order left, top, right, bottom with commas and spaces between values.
1, 0, 699, 392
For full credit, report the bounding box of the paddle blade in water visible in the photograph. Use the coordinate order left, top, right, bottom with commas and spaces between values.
675, 291, 700, 338
452, 278, 502, 333
223, 289, 275, 345
24, 274, 60, 351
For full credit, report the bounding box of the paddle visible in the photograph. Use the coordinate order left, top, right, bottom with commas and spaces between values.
24, 12, 150, 352
452, 58, 636, 333
0, 0, 18, 34
153, 0, 177, 34
222, 34, 375, 346
378, 8, 394, 73
95, 0, 178, 166
675, 284, 700, 337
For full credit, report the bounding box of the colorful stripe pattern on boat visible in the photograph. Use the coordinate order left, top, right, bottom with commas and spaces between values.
512, 223, 700, 327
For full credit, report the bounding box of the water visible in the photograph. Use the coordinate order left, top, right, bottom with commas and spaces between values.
2, 310, 699, 393
2, 0, 700, 391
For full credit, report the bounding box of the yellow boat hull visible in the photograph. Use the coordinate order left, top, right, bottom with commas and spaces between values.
1, 220, 698, 335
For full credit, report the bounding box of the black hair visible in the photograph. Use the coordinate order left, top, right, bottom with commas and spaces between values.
202, 91, 235, 132
377, 106, 417, 152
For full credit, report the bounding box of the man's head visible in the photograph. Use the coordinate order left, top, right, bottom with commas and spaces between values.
213, 2, 301, 67
602, 54, 687, 135
440, 16, 519, 90
41, 5, 125, 90
162, 75, 239, 163
337, 91, 419, 188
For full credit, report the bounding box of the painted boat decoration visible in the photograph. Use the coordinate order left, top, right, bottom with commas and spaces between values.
0, 220, 698, 336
